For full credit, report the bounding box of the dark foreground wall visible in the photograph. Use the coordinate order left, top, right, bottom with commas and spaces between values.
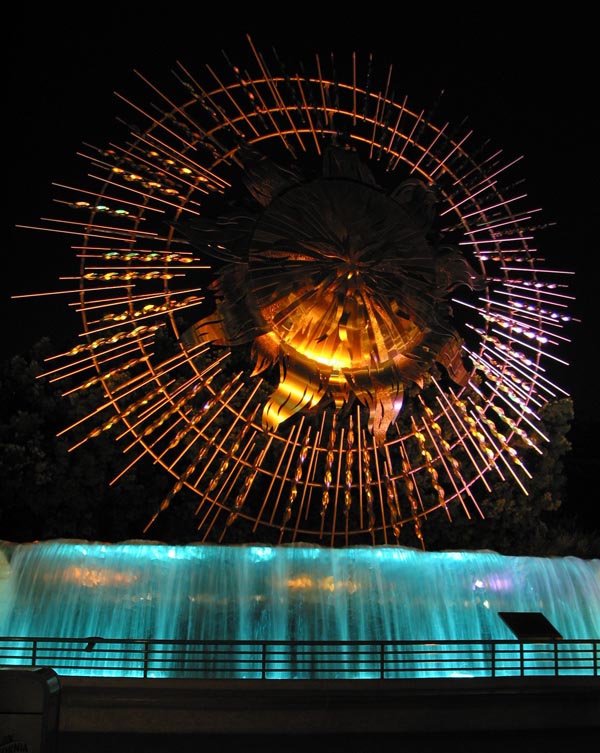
2, 669, 599, 752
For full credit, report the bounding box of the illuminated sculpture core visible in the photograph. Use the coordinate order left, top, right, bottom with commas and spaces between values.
17, 37, 573, 546
178, 148, 484, 443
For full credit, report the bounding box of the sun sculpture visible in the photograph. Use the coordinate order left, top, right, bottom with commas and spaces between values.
17, 37, 573, 547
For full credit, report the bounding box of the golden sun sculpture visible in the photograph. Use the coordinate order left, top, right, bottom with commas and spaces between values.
17, 37, 573, 547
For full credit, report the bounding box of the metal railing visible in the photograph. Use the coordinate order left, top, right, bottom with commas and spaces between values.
1, 636, 598, 679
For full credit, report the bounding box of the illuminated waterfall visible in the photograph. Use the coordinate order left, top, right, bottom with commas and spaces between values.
1, 540, 598, 678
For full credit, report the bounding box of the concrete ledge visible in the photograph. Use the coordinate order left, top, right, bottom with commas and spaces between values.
57, 675, 600, 735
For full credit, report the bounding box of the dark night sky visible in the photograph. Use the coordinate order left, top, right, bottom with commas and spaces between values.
6, 9, 598, 527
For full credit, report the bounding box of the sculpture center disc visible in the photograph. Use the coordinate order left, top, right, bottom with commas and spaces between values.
247, 178, 431, 368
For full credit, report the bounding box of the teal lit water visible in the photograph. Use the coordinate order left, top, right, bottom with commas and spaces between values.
1, 540, 598, 677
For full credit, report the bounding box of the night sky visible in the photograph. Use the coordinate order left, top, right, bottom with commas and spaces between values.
6, 10, 598, 531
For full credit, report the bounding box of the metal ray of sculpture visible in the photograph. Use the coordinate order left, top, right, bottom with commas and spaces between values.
15, 37, 574, 546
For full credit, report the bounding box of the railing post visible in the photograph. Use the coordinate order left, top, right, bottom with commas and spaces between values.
31, 639, 37, 667
519, 642, 525, 676
490, 641, 496, 678
553, 641, 559, 676
143, 640, 149, 678
380, 642, 385, 679
261, 641, 267, 680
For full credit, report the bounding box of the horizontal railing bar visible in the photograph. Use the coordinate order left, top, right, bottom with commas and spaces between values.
3, 637, 596, 645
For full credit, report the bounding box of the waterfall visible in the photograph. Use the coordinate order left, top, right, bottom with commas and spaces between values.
1, 540, 598, 678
